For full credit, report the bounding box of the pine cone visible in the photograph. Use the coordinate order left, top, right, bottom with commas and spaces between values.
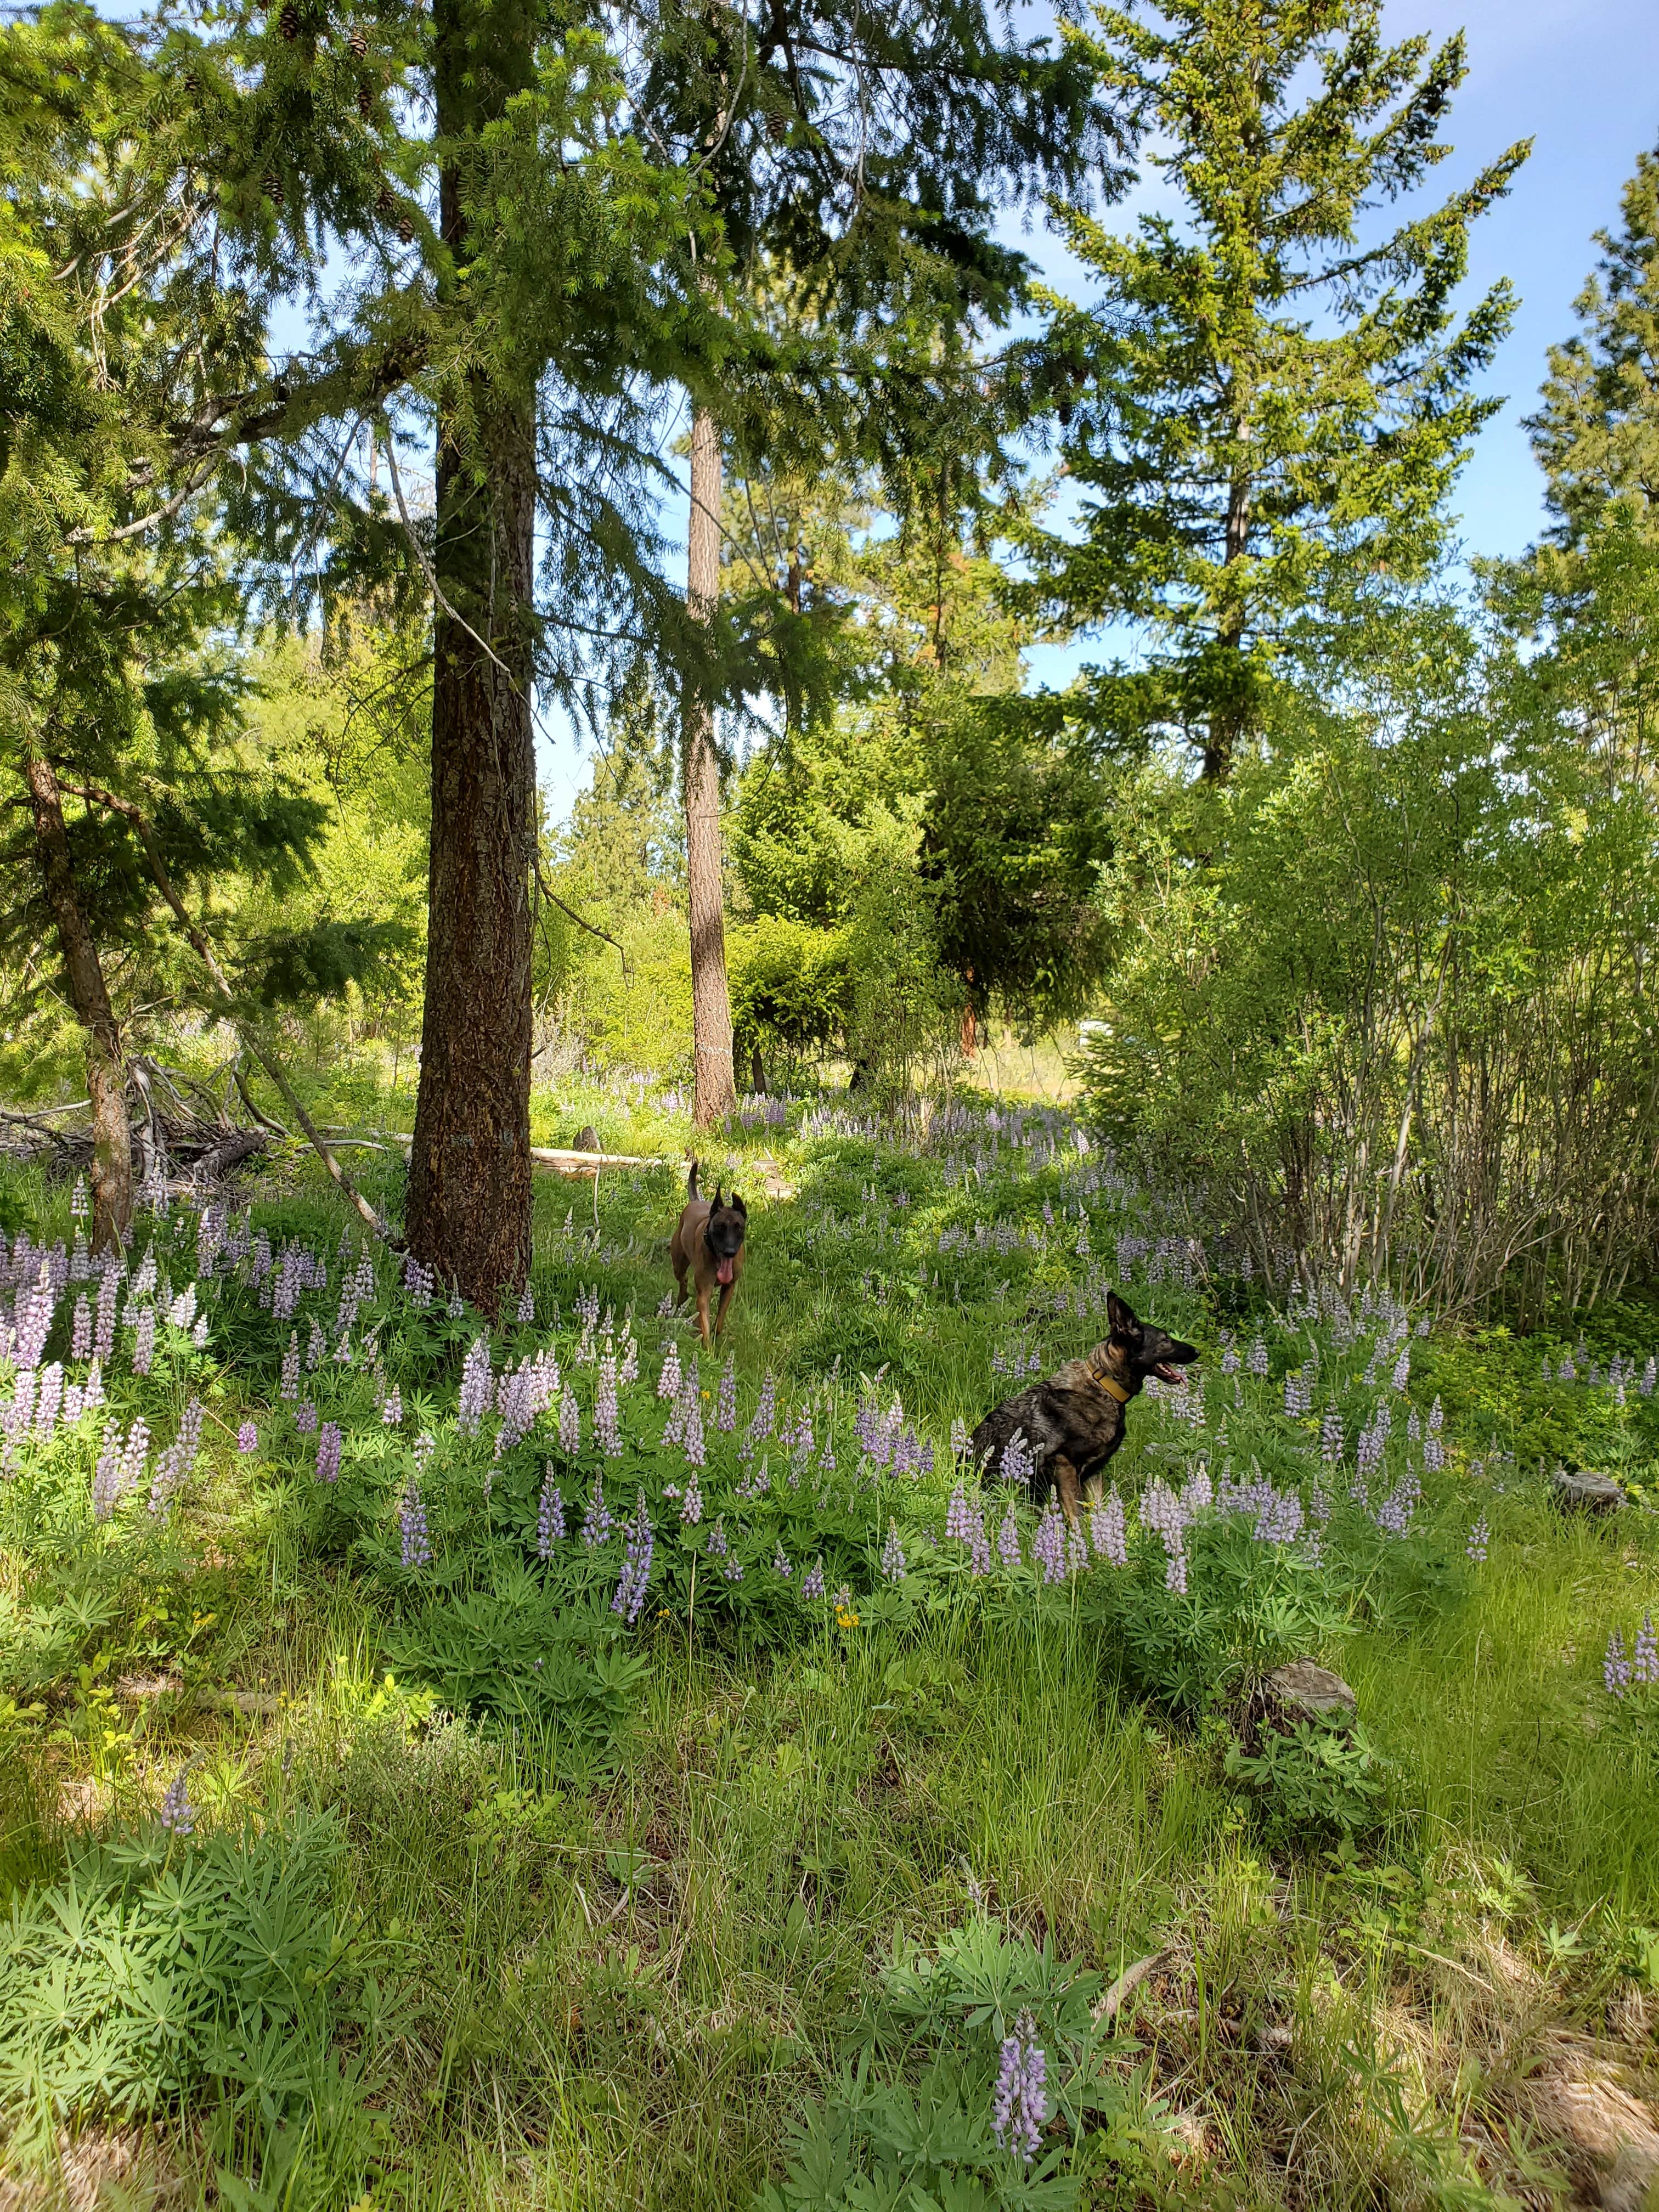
264, 167, 284, 207
278, 2, 300, 38
348, 25, 368, 56
765, 110, 787, 143
376, 180, 395, 218
357, 79, 373, 119
397, 213, 414, 244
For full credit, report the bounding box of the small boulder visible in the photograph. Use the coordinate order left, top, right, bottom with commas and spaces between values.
1551, 1468, 1623, 1515
1261, 1659, 1358, 1730
572, 1125, 602, 1154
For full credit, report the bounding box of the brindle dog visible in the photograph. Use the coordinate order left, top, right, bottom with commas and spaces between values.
969, 1291, 1198, 1520
670, 1161, 748, 1344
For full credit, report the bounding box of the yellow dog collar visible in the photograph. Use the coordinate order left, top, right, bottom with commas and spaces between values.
1089, 1370, 1131, 1404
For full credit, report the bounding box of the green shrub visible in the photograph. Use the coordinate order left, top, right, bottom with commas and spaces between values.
0, 1812, 365, 2159
1224, 1714, 1389, 1844
753, 1920, 1151, 2211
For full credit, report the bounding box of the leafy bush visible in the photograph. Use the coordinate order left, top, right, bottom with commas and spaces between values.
754, 1920, 1149, 2211
1224, 1715, 1389, 1844
0, 1812, 365, 2159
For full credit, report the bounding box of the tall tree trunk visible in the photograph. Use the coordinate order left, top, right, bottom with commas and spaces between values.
22, 749, 132, 1250
683, 399, 737, 1128
1204, 467, 1253, 782
406, 0, 537, 1307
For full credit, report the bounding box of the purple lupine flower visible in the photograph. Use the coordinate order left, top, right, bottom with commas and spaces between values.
159, 1764, 196, 1836
881, 1520, 907, 1583
458, 1336, 493, 1435
961, 1507, 991, 1575
71, 1175, 89, 1224
802, 1556, 826, 1599
1391, 1345, 1410, 1390
658, 1341, 682, 1401
582, 1475, 613, 1547
382, 1387, 403, 1426
705, 1515, 728, 1558
1605, 1628, 1631, 1698
70, 1296, 92, 1362
655, 1291, 674, 1318
315, 1420, 342, 1484
294, 1400, 318, 1434
595, 1355, 623, 1457
537, 1466, 565, 1558
1032, 1498, 1066, 1584
94, 1263, 120, 1364
91, 1421, 125, 1520
1090, 1490, 1127, 1566
400, 1476, 433, 1568
1220, 1334, 1239, 1376
611, 1491, 653, 1623
306, 1317, 326, 1370
1065, 1522, 1089, 1578
680, 1379, 707, 1469
717, 1358, 737, 1431
516, 1284, 534, 1325
558, 1385, 581, 1456
1466, 1515, 1489, 1562
944, 1483, 975, 1543
1634, 1613, 1658, 1686
1246, 1335, 1268, 1378
191, 1313, 209, 1350
237, 1420, 258, 1453
34, 1361, 64, 1441
996, 1503, 1022, 1568
618, 1331, 640, 1387
773, 1542, 792, 1578
280, 1331, 300, 1401
999, 1430, 1034, 1491
992, 2010, 1048, 2166
132, 1302, 156, 1378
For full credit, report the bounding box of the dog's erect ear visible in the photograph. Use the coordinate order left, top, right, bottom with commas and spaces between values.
712, 1184, 723, 1207
730, 1192, 746, 1216
687, 1159, 699, 1200
1106, 1290, 1139, 1341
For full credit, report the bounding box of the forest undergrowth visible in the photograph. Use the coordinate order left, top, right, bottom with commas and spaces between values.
2, 1075, 1657, 2212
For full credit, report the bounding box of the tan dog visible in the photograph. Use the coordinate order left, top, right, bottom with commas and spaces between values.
670, 1161, 748, 1344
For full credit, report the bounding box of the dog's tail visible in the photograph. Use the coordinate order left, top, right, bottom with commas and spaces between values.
687, 1158, 699, 1201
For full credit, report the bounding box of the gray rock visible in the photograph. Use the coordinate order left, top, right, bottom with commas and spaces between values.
1261, 1659, 1357, 1729
572, 1125, 602, 1153
1551, 1467, 1623, 1515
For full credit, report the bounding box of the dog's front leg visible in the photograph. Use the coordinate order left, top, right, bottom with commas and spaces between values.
695, 1282, 713, 1344
1052, 1453, 1084, 1525
714, 1283, 735, 1339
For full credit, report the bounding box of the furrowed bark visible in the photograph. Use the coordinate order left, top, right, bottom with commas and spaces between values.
22, 751, 132, 1251
405, 0, 538, 1307
683, 399, 737, 1128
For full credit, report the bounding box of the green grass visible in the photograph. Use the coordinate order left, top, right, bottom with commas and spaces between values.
2, 1079, 1657, 2210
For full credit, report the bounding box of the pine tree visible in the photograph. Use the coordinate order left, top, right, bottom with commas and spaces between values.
1023, 0, 1525, 780
649, 0, 1119, 1124
1528, 141, 1659, 546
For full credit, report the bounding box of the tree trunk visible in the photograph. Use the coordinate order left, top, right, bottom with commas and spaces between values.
683, 399, 737, 1128
22, 749, 132, 1250
406, 0, 537, 1307
1204, 467, 1253, 782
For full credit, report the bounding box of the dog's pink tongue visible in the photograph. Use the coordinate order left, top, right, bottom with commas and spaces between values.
716, 1257, 735, 1286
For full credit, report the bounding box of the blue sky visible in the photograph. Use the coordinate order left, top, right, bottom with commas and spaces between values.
539, 0, 1659, 811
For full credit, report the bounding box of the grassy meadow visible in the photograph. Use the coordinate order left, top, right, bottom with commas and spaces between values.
2, 1076, 1657, 2212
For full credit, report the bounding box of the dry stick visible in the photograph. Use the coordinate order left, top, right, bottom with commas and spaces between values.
61, 780, 397, 1246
